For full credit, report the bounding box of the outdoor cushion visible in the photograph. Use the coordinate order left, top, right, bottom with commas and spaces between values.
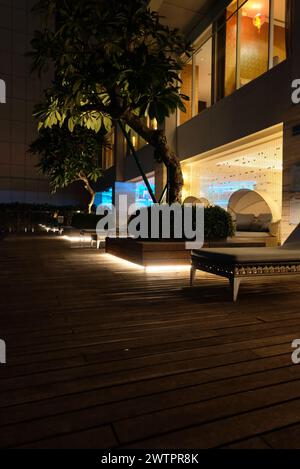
235, 231, 271, 238
236, 213, 255, 231
251, 213, 273, 232
192, 247, 300, 264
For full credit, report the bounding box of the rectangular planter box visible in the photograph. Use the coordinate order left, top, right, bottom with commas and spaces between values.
106, 238, 190, 266
105, 237, 266, 267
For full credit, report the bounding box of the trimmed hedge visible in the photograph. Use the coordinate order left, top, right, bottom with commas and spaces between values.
0, 203, 82, 212
0, 203, 83, 232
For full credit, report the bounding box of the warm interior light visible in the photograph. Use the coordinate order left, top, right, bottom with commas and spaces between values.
250, 2, 263, 10
253, 13, 265, 31
182, 166, 192, 200
132, 136, 137, 148
244, 1, 263, 13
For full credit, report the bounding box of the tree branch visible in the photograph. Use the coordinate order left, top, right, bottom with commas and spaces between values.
77, 171, 96, 213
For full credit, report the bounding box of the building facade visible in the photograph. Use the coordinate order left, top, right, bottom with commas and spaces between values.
1, 0, 300, 235
99, 0, 300, 243
0, 0, 83, 205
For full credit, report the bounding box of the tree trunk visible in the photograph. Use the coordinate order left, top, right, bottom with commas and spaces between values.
122, 112, 184, 204
87, 190, 96, 214
79, 173, 96, 214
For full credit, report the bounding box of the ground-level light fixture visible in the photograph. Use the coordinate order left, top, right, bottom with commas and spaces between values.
103, 254, 189, 273
63, 235, 92, 243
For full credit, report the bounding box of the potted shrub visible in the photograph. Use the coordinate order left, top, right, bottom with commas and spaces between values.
203, 205, 235, 243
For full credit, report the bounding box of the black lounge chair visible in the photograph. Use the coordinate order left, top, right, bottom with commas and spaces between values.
190, 224, 300, 301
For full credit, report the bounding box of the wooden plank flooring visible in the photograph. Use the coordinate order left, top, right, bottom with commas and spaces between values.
1, 235, 300, 448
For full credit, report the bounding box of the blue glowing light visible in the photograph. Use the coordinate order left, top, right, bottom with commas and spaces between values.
94, 188, 113, 208
204, 181, 257, 209
135, 178, 155, 208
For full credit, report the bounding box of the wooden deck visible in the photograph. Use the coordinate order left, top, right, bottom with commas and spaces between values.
1, 235, 300, 449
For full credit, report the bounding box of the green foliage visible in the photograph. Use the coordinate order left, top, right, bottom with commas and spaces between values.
30, 0, 192, 132
204, 206, 235, 240
28, 123, 105, 193
0, 203, 81, 212
0, 204, 80, 232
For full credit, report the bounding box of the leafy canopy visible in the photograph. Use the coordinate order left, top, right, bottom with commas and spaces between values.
29, 123, 105, 192
30, 0, 191, 133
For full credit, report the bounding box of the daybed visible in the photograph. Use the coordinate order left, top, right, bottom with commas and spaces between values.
228, 190, 282, 247
231, 212, 280, 247
190, 224, 300, 301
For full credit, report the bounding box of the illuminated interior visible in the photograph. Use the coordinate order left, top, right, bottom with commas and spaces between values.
182, 128, 283, 214
178, 0, 288, 124
135, 178, 155, 208
102, 131, 115, 169
115, 177, 155, 209
128, 118, 158, 152
193, 28, 213, 115
94, 187, 113, 208
179, 59, 193, 125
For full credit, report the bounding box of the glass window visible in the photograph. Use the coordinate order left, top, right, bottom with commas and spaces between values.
94, 188, 113, 209
115, 178, 155, 209
214, 0, 238, 101
102, 131, 114, 169
177, 0, 290, 127
193, 26, 213, 115
273, 0, 287, 67
179, 60, 193, 125
239, 0, 270, 87
127, 117, 154, 152
135, 177, 155, 208
225, 3, 238, 96
133, 130, 147, 151
185, 135, 283, 213
194, 36, 213, 115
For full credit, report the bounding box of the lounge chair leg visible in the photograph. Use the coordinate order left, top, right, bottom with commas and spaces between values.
190, 267, 196, 287
230, 277, 241, 302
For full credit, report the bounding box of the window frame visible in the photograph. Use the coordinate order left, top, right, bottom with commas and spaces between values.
178, 0, 290, 125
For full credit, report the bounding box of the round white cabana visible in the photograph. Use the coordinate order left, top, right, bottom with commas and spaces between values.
227, 189, 281, 222
183, 196, 210, 207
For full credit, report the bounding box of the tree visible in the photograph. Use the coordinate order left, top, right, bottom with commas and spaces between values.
29, 123, 107, 213
30, 0, 192, 203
